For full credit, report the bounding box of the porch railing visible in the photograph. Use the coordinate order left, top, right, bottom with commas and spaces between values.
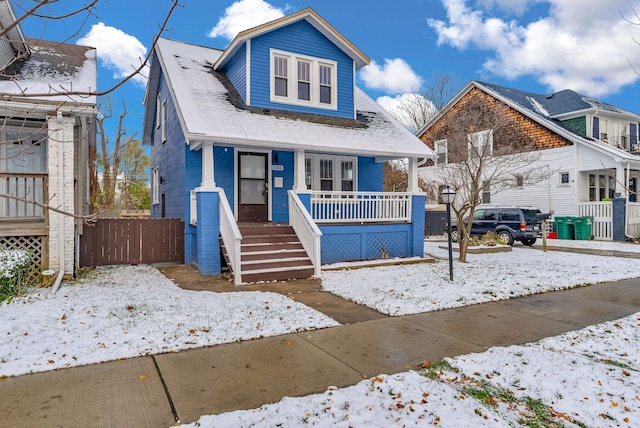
288, 191, 322, 277
627, 202, 640, 239
309, 191, 412, 223
577, 201, 612, 240
0, 173, 47, 220
218, 188, 243, 285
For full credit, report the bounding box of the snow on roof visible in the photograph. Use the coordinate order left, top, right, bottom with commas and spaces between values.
0, 38, 96, 105
156, 38, 434, 159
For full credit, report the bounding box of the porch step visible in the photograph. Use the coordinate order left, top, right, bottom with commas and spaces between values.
222, 222, 315, 283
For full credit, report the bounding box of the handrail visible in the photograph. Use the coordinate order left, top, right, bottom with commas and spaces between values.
0, 173, 47, 219
310, 191, 412, 223
217, 188, 243, 284
288, 191, 322, 277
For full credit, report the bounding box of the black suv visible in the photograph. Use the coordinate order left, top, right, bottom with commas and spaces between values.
450, 206, 542, 246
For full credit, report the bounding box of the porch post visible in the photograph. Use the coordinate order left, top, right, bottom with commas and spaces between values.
407, 157, 419, 193
201, 142, 216, 190
196, 189, 221, 275
293, 149, 307, 192
615, 166, 626, 198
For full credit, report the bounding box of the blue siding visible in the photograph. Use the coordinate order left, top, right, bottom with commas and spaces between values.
249, 20, 355, 118
150, 71, 189, 222
214, 146, 235, 211
357, 157, 382, 191
271, 150, 294, 222
224, 43, 247, 102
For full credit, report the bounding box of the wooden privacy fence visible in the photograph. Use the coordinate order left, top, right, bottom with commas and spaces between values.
79, 218, 184, 268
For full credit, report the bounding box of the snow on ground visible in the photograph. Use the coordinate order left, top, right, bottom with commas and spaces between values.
0, 265, 338, 377
183, 312, 640, 427
1, 239, 640, 426
321, 241, 640, 316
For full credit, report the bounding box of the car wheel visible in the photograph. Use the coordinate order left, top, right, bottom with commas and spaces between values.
522, 238, 536, 246
450, 228, 458, 242
497, 230, 514, 245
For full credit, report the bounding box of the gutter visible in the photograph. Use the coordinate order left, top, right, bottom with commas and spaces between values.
51, 111, 66, 294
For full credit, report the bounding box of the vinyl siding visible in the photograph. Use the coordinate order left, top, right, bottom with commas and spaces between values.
224, 43, 247, 102
271, 149, 294, 222
249, 20, 354, 118
357, 157, 383, 191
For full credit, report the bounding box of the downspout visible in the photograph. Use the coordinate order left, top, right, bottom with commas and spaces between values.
52, 112, 66, 294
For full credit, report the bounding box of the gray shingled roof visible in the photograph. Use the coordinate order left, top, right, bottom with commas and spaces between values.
479, 81, 640, 118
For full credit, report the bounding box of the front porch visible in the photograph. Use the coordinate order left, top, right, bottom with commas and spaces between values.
192, 188, 425, 284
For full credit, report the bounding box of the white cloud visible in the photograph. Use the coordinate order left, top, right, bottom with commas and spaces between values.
208, 0, 285, 40
428, 0, 640, 96
77, 23, 147, 86
359, 59, 424, 95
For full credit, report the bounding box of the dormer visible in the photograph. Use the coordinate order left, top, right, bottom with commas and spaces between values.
213, 8, 369, 119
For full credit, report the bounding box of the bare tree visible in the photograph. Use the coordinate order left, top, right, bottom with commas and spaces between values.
387, 71, 460, 132
425, 94, 551, 262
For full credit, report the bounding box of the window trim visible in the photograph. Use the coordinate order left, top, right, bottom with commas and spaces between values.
468, 130, 493, 160
559, 171, 570, 186
435, 139, 447, 164
270, 49, 338, 110
305, 154, 357, 191
161, 100, 167, 143
152, 167, 160, 205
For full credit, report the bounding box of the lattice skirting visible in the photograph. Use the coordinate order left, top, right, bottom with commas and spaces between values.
321, 230, 409, 264
0, 235, 47, 277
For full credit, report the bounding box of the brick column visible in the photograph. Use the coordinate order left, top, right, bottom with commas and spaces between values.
196, 190, 221, 275
411, 194, 426, 257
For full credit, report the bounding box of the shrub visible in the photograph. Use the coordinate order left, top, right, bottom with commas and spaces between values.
0, 249, 32, 303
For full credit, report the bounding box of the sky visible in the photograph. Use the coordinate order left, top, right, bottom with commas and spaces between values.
14, 0, 640, 139
1, 239, 639, 425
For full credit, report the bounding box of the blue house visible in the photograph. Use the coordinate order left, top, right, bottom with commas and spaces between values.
142, 8, 435, 284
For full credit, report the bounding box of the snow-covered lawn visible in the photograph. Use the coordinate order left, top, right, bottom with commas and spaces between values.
0, 265, 339, 377
322, 241, 640, 316
187, 313, 640, 427
1, 239, 639, 426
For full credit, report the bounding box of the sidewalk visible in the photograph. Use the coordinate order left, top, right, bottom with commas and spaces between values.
2, 277, 639, 427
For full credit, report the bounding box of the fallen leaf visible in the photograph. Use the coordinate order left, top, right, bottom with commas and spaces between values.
417, 361, 430, 368
61, 313, 67, 320
48, 360, 55, 364
282, 341, 292, 346
612, 401, 619, 407
139, 374, 148, 380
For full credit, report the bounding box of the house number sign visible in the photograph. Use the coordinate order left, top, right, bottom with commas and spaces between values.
271, 165, 284, 171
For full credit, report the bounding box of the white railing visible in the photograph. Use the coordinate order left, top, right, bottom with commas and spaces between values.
577, 201, 612, 240
627, 202, 640, 239
288, 191, 322, 277
310, 191, 412, 223
218, 188, 243, 285
0, 173, 47, 219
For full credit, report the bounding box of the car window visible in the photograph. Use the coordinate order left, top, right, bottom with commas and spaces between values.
523, 209, 540, 223
501, 209, 520, 221
484, 209, 498, 220
472, 209, 485, 220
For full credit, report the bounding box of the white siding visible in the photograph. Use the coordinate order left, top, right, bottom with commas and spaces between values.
419, 146, 578, 216
577, 144, 619, 170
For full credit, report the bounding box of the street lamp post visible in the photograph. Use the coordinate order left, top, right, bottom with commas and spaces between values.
441, 186, 456, 281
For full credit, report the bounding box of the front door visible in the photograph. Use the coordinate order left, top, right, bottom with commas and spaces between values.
238, 152, 268, 222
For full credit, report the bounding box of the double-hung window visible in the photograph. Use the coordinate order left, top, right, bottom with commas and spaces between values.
469, 130, 493, 160
271, 49, 337, 110
435, 139, 447, 164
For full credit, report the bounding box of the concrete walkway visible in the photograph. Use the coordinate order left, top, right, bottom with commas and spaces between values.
2, 278, 639, 427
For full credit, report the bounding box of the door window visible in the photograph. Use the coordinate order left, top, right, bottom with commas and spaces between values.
240, 154, 266, 204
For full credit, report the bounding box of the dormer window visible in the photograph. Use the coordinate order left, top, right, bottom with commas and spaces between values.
271, 49, 337, 110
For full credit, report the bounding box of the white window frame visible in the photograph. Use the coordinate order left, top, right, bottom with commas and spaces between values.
156, 95, 161, 129
270, 49, 337, 110
559, 171, 570, 186
161, 100, 167, 143
468, 130, 493, 160
435, 139, 447, 164
152, 167, 159, 205
305, 154, 357, 191
190, 189, 197, 225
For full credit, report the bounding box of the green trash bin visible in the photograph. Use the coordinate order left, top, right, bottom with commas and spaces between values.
573, 216, 593, 240
555, 216, 575, 240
